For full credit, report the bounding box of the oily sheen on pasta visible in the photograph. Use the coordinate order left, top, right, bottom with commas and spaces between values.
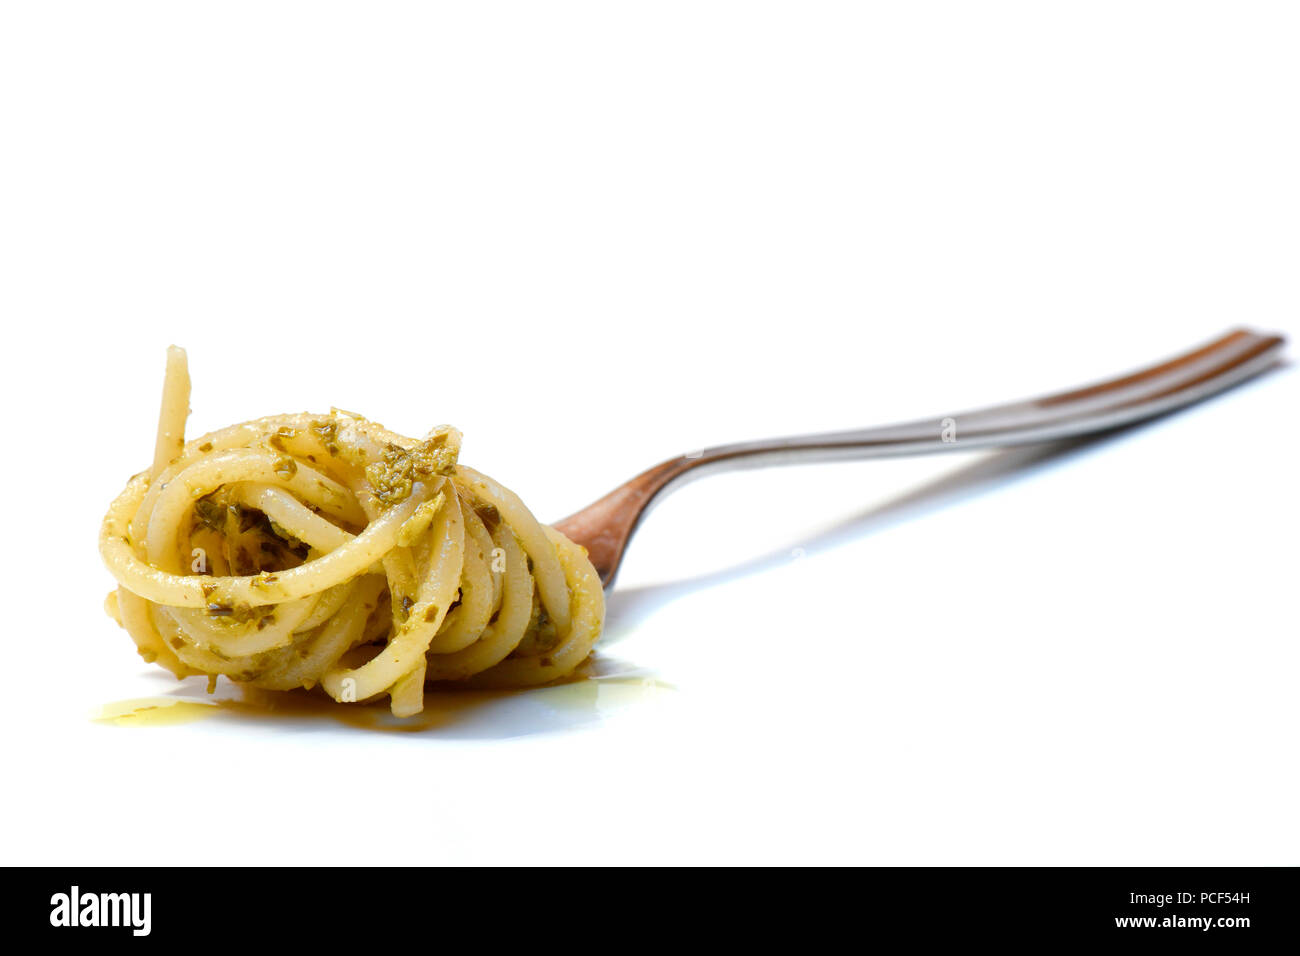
100, 347, 605, 717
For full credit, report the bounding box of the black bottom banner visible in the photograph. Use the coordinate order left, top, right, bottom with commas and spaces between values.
13, 866, 1297, 944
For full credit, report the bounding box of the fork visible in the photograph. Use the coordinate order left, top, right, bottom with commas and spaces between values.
553, 328, 1285, 588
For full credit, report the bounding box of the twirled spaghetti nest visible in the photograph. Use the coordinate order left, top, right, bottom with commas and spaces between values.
100, 348, 604, 717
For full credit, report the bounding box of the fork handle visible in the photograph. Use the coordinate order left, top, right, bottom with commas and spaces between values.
556, 327, 1285, 586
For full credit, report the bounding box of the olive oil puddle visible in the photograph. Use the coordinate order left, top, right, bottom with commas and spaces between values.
95, 655, 674, 738
95, 697, 222, 726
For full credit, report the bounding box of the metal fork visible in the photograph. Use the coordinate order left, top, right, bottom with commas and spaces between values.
554, 328, 1286, 588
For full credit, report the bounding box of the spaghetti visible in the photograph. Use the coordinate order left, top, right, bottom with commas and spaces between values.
99, 347, 605, 717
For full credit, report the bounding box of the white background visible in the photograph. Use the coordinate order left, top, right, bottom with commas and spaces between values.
1, 2, 1296, 865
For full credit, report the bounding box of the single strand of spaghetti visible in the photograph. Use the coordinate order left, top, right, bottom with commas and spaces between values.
425, 521, 534, 681
231, 483, 356, 552
389, 660, 427, 717
468, 527, 605, 687
320, 484, 463, 704
101, 489, 424, 608
454, 465, 571, 633
151, 345, 190, 477
105, 473, 150, 562
104, 590, 121, 627
380, 545, 419, 618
